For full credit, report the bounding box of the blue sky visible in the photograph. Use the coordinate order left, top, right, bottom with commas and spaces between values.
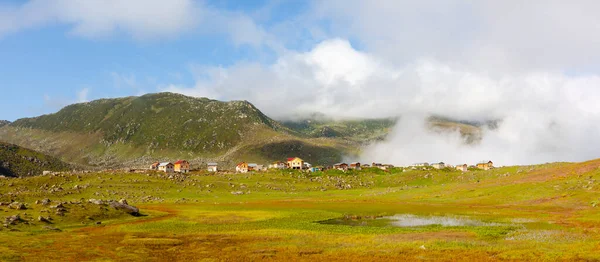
0, 0, 315, 121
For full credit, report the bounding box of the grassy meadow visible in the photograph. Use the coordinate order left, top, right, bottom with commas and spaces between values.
2, 160, 600, 261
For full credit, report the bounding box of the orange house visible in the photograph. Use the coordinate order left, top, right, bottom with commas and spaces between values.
476, 161, 494, 170
174, 160, 190, 173
150, 162, 160, 170
287, 157, 304, 170
236, 162, 249, 173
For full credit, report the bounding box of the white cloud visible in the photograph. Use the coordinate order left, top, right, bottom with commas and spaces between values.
166, 38, 600, 165
312, 0, 600, 72
0, 0, 278, 46
0, 0, 201, 39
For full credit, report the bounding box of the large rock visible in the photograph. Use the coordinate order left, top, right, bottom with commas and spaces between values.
109, 200, 139, 216
88, 199, 104, 205
8, 202, 26, 210
4, 214, 22, 225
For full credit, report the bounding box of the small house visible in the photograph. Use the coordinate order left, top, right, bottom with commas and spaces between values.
362, 164, 371, 168
207, 163, 218, 172
477, 161, 494, 170
287, 157, 304, 170
431, 162, 445, 169
236, 162, 249, 173
158, 162, 174, 173
456, 164, 468, 172
248, 163, 258, 171
150, 162, 160, 170
349, 162, 361, 170
372, 163, 384, 170
334, 163, 349, 171
269, 161, 287, 169
247, 163, 265, 171
174, 160, 190, 173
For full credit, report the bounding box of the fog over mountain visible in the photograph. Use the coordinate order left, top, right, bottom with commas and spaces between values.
164, 1, 600, 166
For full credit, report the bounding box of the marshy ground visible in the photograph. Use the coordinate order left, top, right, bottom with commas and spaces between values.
2, 161, 600, 261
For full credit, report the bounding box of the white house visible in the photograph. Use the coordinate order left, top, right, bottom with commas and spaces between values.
431, 162, 445, 169
207, 163, 218, 172
455, 164, 468, 172
158, 162, 174, 173
269, 161, 287, 169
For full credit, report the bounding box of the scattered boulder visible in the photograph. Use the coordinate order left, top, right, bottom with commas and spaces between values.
38, 216, 51, 223
8, 202, 26, 210
50, 203, 64, 209
4, 214, 22, 226
109, 200, 140, 216
88, 199, 104, 205
43, 226, 61, 231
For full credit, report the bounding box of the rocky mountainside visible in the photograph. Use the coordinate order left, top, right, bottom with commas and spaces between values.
0, 120, 10, 128
0, 93, 353, 168
11, 93, 284, 154
0, 92, 483, 169
0, 141, 71, 177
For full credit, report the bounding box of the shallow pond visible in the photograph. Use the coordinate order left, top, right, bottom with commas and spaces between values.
319, 214, 505, 228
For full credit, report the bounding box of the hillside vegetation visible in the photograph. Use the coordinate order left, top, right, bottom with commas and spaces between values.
11, 93, 283, 154
1, 93, 354, 168
281, 115, 396, 143
0, 142, 70, 177
0, 93, 483, 169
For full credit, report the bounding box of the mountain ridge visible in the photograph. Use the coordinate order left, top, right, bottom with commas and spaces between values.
0, 92, 482, 169
1, 93, 357, 167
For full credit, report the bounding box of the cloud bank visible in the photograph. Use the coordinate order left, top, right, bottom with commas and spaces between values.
168, 38, 600, 166
0, 0, 274, 47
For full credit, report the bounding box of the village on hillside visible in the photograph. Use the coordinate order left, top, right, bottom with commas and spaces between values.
148, 157, 495, 174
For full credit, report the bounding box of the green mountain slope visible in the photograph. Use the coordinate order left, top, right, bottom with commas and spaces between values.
281, 114, 396, 143
0, 141, 71, 177
0, 93, 351, 167
11, 93, 283, 153
0, 93, 486, 169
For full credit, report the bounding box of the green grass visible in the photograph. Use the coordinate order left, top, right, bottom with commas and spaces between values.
2, 160, 600, 260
